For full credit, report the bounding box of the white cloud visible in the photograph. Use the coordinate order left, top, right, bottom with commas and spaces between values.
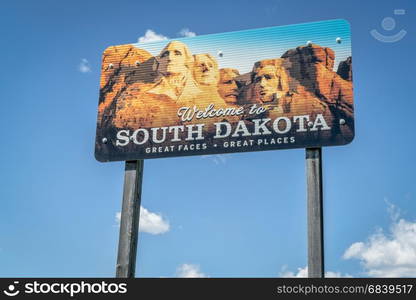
343, 202, 416, 277
279, 266, 308, 278
176, 264, 207, 278
140, 206, 170, 234
115, 212, 121, 223
279, 266, 351, 278
138, 29, 168, 43
178, 28, 196, 38
325, 271, 352, 278
201, 154, 227, 165
115, 206, 170, 235
79, 58, 91, 73
137, 28, 195, 44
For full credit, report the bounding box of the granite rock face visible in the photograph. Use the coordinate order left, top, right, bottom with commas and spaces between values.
97, 44, 152, 129
282, 44, 335, 70
278, 44, 353, 139
337, 56, 352, 81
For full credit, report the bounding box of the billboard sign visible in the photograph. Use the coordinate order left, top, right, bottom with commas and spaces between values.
95, 19, 354, 162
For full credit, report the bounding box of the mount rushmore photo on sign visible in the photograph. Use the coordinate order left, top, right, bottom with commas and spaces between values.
95, 19, 354, 162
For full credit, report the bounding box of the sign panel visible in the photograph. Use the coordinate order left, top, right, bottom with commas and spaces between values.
95, 19, 354, 162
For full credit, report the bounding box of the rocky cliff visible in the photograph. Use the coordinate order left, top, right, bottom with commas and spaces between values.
97, 45, 153, 128
279, 44, 354, 140
337, 56, 352, 81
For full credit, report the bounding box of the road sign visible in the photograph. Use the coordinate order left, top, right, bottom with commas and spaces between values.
95, 19, 354, 162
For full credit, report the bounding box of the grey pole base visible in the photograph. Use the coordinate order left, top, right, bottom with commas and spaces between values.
116, 160, 144, 278
306, 148, 324, 278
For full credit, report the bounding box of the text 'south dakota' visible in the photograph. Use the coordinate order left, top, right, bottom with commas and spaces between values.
115, 114, 331, 147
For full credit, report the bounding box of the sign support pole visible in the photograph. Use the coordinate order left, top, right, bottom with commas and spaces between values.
306, 148, 324, 278
116, 160, 144, 278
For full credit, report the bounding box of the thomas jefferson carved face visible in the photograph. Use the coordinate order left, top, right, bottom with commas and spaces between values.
158, 41, 192, 76
218, 68, 240, 104
252, 61, 288, 103
193, 54, 219, 86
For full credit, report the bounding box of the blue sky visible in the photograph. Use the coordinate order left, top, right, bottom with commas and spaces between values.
0, 0, 415, 278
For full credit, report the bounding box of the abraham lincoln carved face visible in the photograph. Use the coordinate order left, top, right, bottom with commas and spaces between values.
252, 60, 289, 103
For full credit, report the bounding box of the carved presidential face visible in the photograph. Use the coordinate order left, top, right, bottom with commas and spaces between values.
218, 68, 240, 104
193, 54, 219, 86
253, 65, 286, 103
158, 41, 190, 76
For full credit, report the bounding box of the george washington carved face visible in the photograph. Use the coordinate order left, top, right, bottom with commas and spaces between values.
193, 54, 219, 86
158, 41, 193, 76
252, 60, 289, 103
218, 68, 240, 104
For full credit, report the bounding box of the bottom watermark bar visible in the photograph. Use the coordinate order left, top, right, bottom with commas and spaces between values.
0, 278, 415, 299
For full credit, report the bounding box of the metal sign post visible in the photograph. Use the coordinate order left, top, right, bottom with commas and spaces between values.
306, 148, 324, 278
116, 160, 144, 278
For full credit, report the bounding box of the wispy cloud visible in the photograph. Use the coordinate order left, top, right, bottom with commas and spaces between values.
279, 265, 308, 278
343, 201, 416, 277
115, 206, 170, 235
176, 264, 207, 278
279, 265, 351, 278
201, 154, 227, 165
115, 212, 121, 224
178, 28, 196, 38
78, 58, 91, 73
137, 28, 196, 44
138, 29, 168, 43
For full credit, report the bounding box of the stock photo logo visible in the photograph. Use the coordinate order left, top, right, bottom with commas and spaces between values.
370, 9, 407, 43
3, 281, 20, 297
